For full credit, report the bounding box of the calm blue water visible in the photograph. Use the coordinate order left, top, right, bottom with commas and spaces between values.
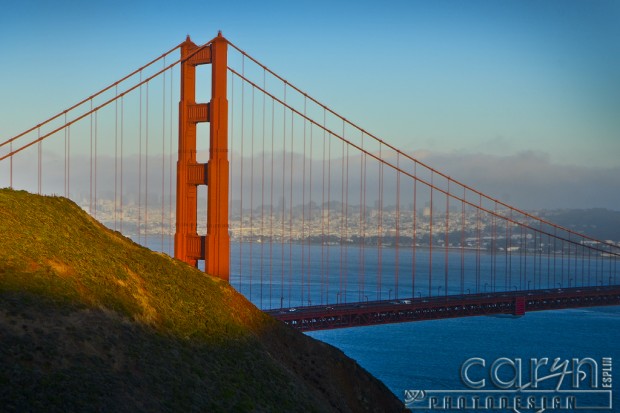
229, 242, 618, 310
148, 238, 619, 410
307, 306, 620, 410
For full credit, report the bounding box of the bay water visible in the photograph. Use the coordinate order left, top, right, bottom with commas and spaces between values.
149, 238, 619, 410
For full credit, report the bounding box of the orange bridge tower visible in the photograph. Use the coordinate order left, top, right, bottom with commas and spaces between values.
174, 32, 230, 281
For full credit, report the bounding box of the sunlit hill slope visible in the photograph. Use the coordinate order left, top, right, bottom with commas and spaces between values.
0, 189, 405, 413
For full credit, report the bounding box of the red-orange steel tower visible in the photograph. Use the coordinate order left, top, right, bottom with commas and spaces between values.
174, 32, 230, 281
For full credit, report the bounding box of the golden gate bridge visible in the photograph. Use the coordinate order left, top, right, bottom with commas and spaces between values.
2, 32, 619, 330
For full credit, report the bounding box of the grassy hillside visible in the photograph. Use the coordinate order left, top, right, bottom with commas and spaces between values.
0, 189, 405, 412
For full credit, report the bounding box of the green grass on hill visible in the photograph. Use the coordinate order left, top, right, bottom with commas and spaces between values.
0, 189, 264, 341
0, 189, 405, 412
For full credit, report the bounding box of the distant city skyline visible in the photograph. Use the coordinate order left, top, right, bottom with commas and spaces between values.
7, 148, 620, 211
1, 0, 619, 211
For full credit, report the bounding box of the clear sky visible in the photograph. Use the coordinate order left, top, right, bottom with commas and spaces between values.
1, 0, 619, 209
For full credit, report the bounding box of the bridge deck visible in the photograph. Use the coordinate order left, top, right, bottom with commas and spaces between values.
266, 286, 620, 331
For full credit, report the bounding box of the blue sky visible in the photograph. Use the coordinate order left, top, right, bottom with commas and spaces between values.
1, 0, 619, 208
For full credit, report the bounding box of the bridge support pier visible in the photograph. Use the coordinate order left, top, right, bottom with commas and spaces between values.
174, 33, 230, 281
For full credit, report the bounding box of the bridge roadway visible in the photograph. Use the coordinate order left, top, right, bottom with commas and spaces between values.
266, 286, 620, 331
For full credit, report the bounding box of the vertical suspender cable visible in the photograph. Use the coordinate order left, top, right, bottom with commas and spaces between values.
395, 153, 401, 298
587, 247, 591, 286
532, 220, 541, 290
120, 96, 124, 233
476, 194, 481, 292
64, 111, 70, 198
535, 221, 543, 288
429, 172, 433, 296
9, 139, 12, 189
339, 122, 345, 301
249, 85, 255, 303
519, 225, 527, 283
94, 111, 98, 218
65, 112, 69, 197
301, 96, 307, 305
553, 227, 558, 288
561, 232, 565, 288
592, 246, 603, 287
491, 201, 496, 291
288, 110, 294, 307
169, 66, 174, 255
260, 69, 266, 308
145, 82, 149, 243
378, 144, 383, 300
359, 131, 365, 301
240, 58, 245, 291
37, 127, 41, 194
412, 162, 417, 296
68, 121, 71, 197
89, 105, 92, 213
138, 73, 143, 244
548, 229, 555, 288
326, 130, 332, 303
115, 85, 119, 231
528, 219, 542, 289
461, 187, 465, 295
269, 97, 275, 307
504, 210, 512, 290
575, 236, 580, 287
566, 233, 571, 287
304, 114, 314, 305
162, 58, 166, 252
321, 108, 326, 304
229, 73, 235, 283
519, 222, 528, 285
344, 134, 350, 302
445, 181, 449, 296
280, 83, 286, 308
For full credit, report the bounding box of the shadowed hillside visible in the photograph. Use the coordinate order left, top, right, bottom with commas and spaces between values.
0, 189, 405, 412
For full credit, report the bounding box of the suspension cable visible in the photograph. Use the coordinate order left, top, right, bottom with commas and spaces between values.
227, 67, 619, 257
226, 40, 617, 251
1, 43, 182, 150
